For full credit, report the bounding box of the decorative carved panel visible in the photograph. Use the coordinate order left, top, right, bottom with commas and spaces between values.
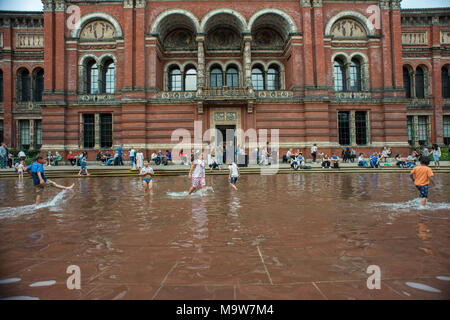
226, 112, 237, 121
402, 32, 428, 45
16, 33, 44, 48
207, 28, 240, 50
252, 28, 284, 50
441, 30, 450, 45
215, 112, 225, 121
164, 29, 195, 50
80, 20, 116, 41
0, 33, 3, 48
331, 19, 367, 38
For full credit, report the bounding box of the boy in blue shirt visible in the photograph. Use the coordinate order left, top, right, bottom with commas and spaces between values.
27, 156, 74, 205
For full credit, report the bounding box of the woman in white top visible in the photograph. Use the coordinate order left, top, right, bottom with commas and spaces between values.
432, 144, 441, 169
136, 150, 144, 170
188, 152, 206, 195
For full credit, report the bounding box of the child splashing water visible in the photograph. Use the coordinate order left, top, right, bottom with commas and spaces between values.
27, 155, 74, 206
228, 161, 240, 190
188, 152, 206, 196
140, 160, 154, 193
409, 156, 437, 207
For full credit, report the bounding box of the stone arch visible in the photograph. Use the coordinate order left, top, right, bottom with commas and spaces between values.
266, 60, 285, 90
99, 53, 117, 65
71, 12, 123, 38
182, 61, 198, 71
248, 8, 298, 39
251, 60, 267, 70
325, 10, 375, 37
150, 8, 200, 39
331, 52, 351, 64
200, 8, 248, 34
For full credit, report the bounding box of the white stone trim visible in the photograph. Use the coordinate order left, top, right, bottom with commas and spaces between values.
248, 7, 298, 34
71, 12, 123, 38
150, 8, 200, 35
200, 7, 248, 33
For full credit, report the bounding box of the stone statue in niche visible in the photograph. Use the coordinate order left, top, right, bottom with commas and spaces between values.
80, 20, 116, 40
441, 30, 450, 45
331, 19, 366, 38
207, 28, 240, 49
164, 29, 195, 50
252, 28, 284, 49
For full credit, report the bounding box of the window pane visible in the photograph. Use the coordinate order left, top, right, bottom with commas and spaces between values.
349, 60, 361, 91
252, 68, 264, 91
355, 111, 367, 145
20, 120, 30, 149
267, 67, 280, 90
169, 68, 182, 91
34, 120, 42, 149
88, 63, 99, 94
418, 116, 428, 145
407, 116, 414, 146
444, 115, 450, 145
226, 68, 239, 87
34, 70, 44, 102
415, 68, 425, 99
210, 68, 223, 88
442, 67, 450, 99
83, 114, 95, 148
0, 120, 3, 144
21, 70, 31, 101
0, 70, 3, 102
100, 113, 113, 148
185, 68, 197, 91
333, 61, 345, 92
338, 111, 351, 145
403, 67, 411, 98
105, 62, 115, 94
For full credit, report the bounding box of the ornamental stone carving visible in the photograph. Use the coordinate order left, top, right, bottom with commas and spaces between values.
441, 30, 450, 44
252, 28, 284, 50
402, 32, 428, 45
206, 28, 240, 50
80, 20, 116, 40
331, 19, 367, 38
164, 29, 195, 50
16, 33, 44, 48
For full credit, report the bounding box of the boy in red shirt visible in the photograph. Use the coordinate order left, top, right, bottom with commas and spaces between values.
409, 156, 436, 207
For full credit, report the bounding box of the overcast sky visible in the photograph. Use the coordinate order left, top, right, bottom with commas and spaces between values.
0, 0, 448, 11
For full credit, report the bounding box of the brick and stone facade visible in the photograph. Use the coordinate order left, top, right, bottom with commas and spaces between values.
0, 0, 449, 159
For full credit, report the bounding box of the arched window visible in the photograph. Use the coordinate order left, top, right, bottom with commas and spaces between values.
184, 67, 197, 91
333, 58, 346, 92
267, 65, 281, 90
403, 66, 412, 98
33, 69, 44, 102
103, 59, 115, 94
349, 59, 361, 91
226, 66, 239, 87
168, 66, 182, 91
18, 68, 31, 102
252, 66, 265, 91
0, 69, 3, 102
415, 66, 425, 99
210, 66, 223, 88
442, 66, 450, 99
86, 60, 99, 94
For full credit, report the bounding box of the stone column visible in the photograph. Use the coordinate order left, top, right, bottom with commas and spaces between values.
413, 115, 419, 147
243, 34, 253, 92
350, 111, 356, 146
196, 35, 205, 94
94, 113, 100, 149
29, 120, 35, 149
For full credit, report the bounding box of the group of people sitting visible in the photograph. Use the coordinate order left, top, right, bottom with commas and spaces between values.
151, 150, 172, 166
45, 151, 63, 166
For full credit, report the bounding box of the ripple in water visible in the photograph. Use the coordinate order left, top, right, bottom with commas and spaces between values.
405, 282, 442, 293
166, 186, 214, 199
0, 278, 21, 284
372, 198, 450, 212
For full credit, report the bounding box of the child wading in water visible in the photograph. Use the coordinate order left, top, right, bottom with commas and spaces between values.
409, 156, 437, 207
228, 161, 240, 190
27, 155, 74, 206
188, 152, 206, 195
140, 160, 154, 192
78, 152, 90, 176
17, 160, 25, 179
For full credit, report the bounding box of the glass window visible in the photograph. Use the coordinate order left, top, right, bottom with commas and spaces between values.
226, 67, 239, 87
83, 114, 95, 148
169, 67, 182, 91
338, 111, 351, 145
19, 120, 30, 149
418, 115, 428, 146
210, 67, 223, 88
87, 61, 99, 94
34, 69, 44, 102
349, 59, 361, 91
184, 68, 197, 91
415, 67, 425, 99
444, 115, 450, 145
403, 67, 412, 98
0, 120, 3, 144
19, 69, 31, 101
34, 120, 42, 149
407, 116, 414, 146
442, 66, 450, 99
355, 111, 367, 145
104, 61, 115, 94
100, 113, 113, 148
267, 66, 281, 90
333, 59, 346, 92
252, 67, 264, 91
0, 69, 3, 102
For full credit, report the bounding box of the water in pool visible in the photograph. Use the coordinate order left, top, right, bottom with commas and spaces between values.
0, 173, 449, 299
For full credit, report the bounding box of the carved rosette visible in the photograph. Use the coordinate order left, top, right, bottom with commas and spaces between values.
41, 0, 53, 12
54, 0, 65, 12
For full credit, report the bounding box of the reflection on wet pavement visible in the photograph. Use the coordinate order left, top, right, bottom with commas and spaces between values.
0, 173, 449, 300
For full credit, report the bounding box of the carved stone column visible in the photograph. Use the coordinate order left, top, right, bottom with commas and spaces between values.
413, 115, 419, 147
243, 34, 253, 92
196, 35, 205, 95
94, 113, 100, 149
29, 120, 35, 149
350, 111, 356, 146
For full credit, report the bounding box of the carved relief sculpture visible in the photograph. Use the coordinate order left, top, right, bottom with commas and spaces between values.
331, 19, 367, 38
80, 20, 116, 40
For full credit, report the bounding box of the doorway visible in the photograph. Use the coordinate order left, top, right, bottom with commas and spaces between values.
216, 125, 236, 164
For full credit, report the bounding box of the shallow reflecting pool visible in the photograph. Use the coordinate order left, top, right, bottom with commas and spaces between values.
0, 173, 449, 299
